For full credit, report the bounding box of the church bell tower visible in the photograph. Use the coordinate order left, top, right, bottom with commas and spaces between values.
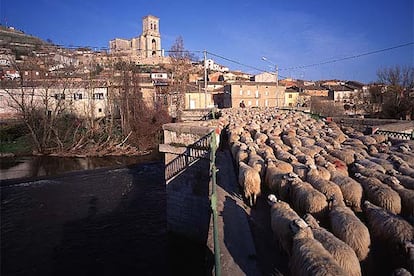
141, 15, 161, 58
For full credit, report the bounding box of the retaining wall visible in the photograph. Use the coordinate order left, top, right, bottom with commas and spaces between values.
159, 122, 216, 242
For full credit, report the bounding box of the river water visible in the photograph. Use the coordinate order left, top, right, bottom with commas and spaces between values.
1, 154, 210, 275
0, 153, 161, 181
1, 157, 170, 275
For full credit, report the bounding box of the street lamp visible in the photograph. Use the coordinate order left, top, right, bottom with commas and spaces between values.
261, 56, 278, 86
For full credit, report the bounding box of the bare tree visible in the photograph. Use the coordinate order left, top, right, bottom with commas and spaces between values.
377, 65, 414, 119
310, 96, 345, 117
168, 36, 198, 120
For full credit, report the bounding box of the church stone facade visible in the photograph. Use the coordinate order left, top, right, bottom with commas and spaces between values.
109, 15, 164, 62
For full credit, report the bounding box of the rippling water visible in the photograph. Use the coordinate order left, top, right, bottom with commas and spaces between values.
0, 153, 161, 181
1, 162, 168, 276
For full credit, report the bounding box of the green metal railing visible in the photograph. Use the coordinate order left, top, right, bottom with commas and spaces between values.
209, 129, 221, 276
374, 129, 414, 140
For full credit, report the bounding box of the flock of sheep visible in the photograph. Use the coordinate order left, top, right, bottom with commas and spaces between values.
219, 107, 414, 276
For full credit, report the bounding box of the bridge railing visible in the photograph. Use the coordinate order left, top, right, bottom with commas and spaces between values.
164, 132, 212, 181
164, 128, 222, 275
374, 129, 414, 140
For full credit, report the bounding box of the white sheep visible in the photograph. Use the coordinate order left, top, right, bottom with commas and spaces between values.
238, 161, 261, 206
304, 214, 362, 276
330, 172, 364, 212
247, 147, 266, 179
306, 164, 344, 203
265, 159, 293, 201
289, 219, 347, 276
355, 173, 402, 215
394, 174, 414, 190
288, 177, 328, 220
329, 148, 355, 165
267, 194, 302, 256
384, 179, 414, 223
363, 201, 414, 273
328, 197, 371, 261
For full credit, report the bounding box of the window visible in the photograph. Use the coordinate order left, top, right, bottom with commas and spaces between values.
93, 93, 104, 100
73, 93, 82, 100
256, 99, 259, 106
35, 71, 39, 76
98, 108, 102, 113
265, 90, 269, 96
239, 90, 243, 95
289, 94, 293, 98
265, 99, 268, 107
154, 24, 157, 31
54, 93, 65, 100
247, 90, 251, 96
248, 100, 252, 106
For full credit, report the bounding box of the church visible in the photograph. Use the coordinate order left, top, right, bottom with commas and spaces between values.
109, 15, 163, 62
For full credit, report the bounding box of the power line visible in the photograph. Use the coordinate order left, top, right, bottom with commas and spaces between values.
206, 51, 288, 79
279, 42, 414, 71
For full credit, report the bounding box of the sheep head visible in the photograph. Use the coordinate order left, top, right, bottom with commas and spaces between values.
303, 214, 320, 229
290, 219, 312, 238
267, 194, 278, 206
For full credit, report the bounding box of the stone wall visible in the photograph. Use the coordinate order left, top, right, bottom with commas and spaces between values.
332, 117, 413, 132
159, 122, 216, 242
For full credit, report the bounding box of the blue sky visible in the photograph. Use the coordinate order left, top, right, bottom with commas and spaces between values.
1, 0, 413, 82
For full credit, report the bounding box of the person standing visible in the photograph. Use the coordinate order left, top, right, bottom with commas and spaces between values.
239, 100, 246, 108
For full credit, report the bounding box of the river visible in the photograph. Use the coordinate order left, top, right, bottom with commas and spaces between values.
0, 153, 161, 181
1, 153, 210, 275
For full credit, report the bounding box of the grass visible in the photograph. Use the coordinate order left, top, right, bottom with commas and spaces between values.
0, 135, 32, 155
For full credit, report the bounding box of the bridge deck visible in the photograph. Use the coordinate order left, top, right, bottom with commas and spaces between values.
207, 148, 261, 275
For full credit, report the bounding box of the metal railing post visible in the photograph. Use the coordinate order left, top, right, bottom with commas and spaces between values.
210, 130, 221, 276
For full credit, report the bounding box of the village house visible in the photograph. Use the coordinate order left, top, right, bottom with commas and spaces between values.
222, 82, 285, 108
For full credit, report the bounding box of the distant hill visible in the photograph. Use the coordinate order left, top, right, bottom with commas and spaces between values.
0, 26, 54, 58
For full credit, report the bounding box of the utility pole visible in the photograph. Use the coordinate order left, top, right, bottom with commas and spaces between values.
204, 50, 207, 108
275, 65, 279, 87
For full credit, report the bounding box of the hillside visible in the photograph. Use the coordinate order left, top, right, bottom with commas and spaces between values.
0, 26, 53, 57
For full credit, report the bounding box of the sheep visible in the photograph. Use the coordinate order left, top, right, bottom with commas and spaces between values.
271, 143, 297, 163
267, 194, 301, 256
288, 219, 347, 276
288, 177, 328, 220
391, 268, 412, 276
363, 201, 414, 272
354, 153, 387, 174
236, 144, 249, 164
238, 162, 261, 206
355, 173, 402, 215
367, 156, 396, 173
265, 159, 293, 201
324, 159, 348, 177
328, 197, 371, 261
394, 161, 414, 178
394, 174, 414, 190
316, 165, 331, 180
306, 164, 344, 203
330, 172, 364, 212
355, 135, 378, 146
291, 159, 309, 180
385, 179, 414, 222
254, 131, 268, 145
304, 214, 362, 276
329, 148, 355, 165
247, 147, 266, 179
